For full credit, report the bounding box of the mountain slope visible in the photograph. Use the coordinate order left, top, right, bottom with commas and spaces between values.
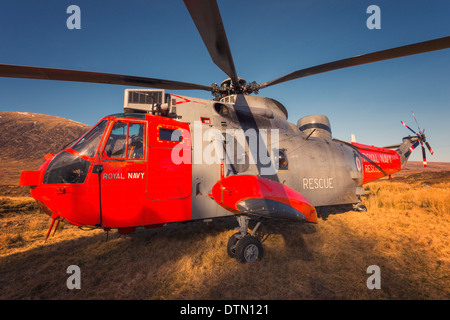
0, 112, 90, 185
0, 112, 90, 161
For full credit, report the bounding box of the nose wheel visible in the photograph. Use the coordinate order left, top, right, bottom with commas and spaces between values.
227, 215, 264, 263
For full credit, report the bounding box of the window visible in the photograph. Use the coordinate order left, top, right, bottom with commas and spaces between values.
103, 121, 145, 159
104, 122, 127, 158
277, 149, 288, 170
71, 120, 108, 158
214, 103, 230, 117
43, 151, 90, 184
128, 123, 144, 159
159, 128, 182, 142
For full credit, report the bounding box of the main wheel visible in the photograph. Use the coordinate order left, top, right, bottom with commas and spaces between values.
234, 235, 264, 263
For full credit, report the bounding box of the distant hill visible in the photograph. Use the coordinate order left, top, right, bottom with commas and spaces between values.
0, 112, 90, 186
0, 112, 90, 161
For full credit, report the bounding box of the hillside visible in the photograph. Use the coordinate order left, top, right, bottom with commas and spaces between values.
0, 112, 90, 185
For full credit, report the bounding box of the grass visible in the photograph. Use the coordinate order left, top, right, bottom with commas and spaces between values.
0, 197, 37, 213
0, 175, 449, 300
364, 181, 450, 216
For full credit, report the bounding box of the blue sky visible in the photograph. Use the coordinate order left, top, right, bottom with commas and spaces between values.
0, 0, 449, 162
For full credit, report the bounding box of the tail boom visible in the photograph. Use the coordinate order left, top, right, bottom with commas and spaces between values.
351, 142, 402, 184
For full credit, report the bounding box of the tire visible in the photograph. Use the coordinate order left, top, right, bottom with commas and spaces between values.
227, 232, 241, 258
234, 235, 264, 263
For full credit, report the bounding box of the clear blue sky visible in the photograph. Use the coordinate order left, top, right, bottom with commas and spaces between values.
1, 0, 449, 162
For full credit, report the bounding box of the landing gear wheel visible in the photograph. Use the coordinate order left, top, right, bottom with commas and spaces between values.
234, 235, 264, 263
353, 203, 367, 212
227, 232, 242, 258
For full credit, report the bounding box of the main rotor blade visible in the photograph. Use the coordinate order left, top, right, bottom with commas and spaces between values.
183, 0, 239, 85
0, 64, 212, 91
259, 36, 450, 89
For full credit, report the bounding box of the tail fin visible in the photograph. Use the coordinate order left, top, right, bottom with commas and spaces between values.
396, 136, 420, 168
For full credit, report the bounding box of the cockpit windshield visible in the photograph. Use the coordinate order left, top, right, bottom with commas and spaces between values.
71, 119, 109, 158
42, 119, 109, 185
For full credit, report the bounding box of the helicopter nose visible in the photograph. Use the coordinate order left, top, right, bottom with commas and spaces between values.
20, 169, 55, 218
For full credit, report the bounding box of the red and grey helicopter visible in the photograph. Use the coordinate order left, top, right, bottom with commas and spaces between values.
2, 0, 447, 262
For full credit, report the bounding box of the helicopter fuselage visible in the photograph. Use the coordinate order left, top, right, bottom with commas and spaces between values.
19, 92, 408, 234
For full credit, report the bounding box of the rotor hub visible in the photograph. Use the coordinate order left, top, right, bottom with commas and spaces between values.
212, 78, 260, 99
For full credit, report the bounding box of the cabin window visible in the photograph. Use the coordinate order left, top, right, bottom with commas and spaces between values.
159, 128, 182, 142
277, 149, 288, 170
103, 121, 145, 160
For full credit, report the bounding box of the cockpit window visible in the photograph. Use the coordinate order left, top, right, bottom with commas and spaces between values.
71, 120, 108, 158
43, 151, 90, 184
104, 122, 127, 158
128, 123, 144, 159
103, 121, 145, 160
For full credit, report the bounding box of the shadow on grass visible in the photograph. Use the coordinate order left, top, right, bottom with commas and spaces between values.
0, 213, 447, 300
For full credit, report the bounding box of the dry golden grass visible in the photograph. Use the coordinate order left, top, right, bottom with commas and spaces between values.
364, 181, 450, 216
0, 173, 449, 300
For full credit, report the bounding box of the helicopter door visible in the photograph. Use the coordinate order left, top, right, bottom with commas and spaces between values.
99, 119, 147, 228
145, 120, 192, 225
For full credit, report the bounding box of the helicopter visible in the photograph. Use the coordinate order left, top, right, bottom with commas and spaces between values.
3, 0, 448, 263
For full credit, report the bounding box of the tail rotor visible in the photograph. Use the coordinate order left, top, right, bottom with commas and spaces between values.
401, 112, 434, 167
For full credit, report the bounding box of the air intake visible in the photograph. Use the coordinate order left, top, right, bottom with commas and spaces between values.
297, 114, 332, 140
123, 89, 167, 113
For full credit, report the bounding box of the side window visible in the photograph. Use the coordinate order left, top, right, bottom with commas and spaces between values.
128, 123, 144, 159
159, 128, 182, 142
103, 121, 145, 160
104, 122, 127, 158
277, 149, 288, 170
